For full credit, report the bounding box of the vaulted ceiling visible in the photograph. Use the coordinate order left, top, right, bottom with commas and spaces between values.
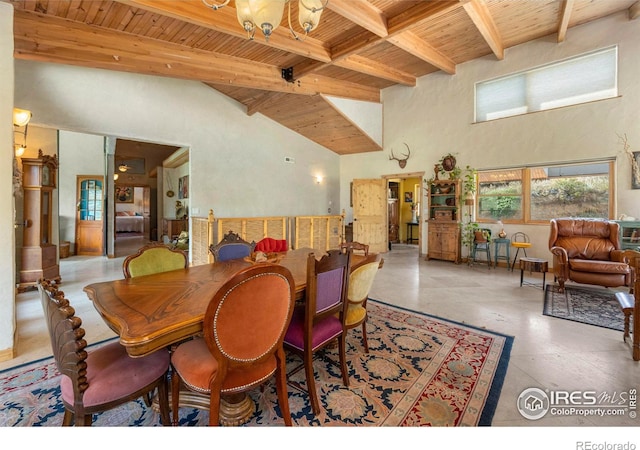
7, 0, 640, 155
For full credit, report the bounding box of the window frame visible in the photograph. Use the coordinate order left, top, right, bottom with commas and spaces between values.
474, 46, 618, 123
474, 160, 615, 225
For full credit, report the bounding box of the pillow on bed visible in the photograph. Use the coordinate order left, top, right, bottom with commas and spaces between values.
116, 211, 128, 216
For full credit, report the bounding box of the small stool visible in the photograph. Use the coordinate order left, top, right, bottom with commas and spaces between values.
493, 238, 510, 269
519, 257, 548, 289
510, 232, 532, 271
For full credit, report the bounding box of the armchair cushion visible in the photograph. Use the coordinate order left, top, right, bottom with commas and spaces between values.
549, 218, 630, 291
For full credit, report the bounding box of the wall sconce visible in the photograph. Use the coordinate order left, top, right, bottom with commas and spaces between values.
13, 108, 31, 157
113, 173, 119, 181
315, 175, 323, 184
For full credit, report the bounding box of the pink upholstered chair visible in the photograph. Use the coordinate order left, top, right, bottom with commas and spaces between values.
37, 279, 171, 426
283, 249, 352, 415
255, 237, 288, 252
170, 264, 296, 426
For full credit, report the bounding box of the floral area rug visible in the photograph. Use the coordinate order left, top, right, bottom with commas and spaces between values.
543, 284, 625, 331
0, 300, 513, 427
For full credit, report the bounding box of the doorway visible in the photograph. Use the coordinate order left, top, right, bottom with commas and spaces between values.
384, 173, 424, 255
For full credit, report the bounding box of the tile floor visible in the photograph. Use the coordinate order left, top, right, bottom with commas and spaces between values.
2, 241, 638, 429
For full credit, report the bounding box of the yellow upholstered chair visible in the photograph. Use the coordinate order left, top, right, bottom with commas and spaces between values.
170, 264, 296, 426
122, 243, 188, 278
345, 254, 383, 353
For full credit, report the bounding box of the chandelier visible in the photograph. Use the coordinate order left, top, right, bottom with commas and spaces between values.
202, 0, 327, 42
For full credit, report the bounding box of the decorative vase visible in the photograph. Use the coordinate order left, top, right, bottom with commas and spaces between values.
434, 164, 440, 180
498, 229, 507, 238
412, 210, 418, 223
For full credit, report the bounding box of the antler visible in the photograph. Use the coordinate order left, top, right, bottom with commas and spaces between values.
389, 143, 411, 168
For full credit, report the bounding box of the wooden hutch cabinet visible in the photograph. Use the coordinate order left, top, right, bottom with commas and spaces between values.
426, 179, 461, 263
19, 151, 60, 291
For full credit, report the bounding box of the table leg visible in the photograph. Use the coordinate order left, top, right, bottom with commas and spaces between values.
520, 267, 524, 287
155, 389, 255, 426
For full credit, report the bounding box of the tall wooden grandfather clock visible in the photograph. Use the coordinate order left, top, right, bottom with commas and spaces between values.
19, 150, 61, 292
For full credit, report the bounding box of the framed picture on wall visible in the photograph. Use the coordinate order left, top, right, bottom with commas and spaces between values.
115, 185, 134, 203
404, 192, 413, 203
178, 175, 189, 199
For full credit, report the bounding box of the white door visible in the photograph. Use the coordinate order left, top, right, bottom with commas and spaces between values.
352, 178, 387, 253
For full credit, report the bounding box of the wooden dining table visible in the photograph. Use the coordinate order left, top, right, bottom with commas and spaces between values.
83, 247, 371, 425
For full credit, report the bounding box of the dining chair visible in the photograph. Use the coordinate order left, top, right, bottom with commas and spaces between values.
340, 241, 369, 256
170, 264, 296, 426
471, 228, 492, 268
37, 278, 171, 426
255, 237, 288, 252
283, 249, 352, 415
122, 242, 188, 278
345, 254, 383, 353
209, 230, 256, 262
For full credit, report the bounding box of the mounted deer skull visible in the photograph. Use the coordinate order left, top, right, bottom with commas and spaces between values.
389, 143, 411, 168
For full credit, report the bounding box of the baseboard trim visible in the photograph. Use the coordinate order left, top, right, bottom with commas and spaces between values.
0, 346, 16, 362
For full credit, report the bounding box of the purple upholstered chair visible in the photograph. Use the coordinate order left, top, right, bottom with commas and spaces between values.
37, 279, 171, 426
283, 249, 352, 415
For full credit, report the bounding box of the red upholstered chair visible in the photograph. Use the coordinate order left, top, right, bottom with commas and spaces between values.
283, 249, 352, 415
255, 237, 288, 252
170, 264, 296, 426
37, 279, 171, 426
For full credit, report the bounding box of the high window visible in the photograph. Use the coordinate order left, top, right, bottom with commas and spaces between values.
475, 46, 618, 122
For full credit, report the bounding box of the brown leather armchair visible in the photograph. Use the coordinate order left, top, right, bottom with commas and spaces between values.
549, 218, 631, 292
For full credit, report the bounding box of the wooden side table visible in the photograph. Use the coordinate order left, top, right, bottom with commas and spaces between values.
519, 257, 548, 289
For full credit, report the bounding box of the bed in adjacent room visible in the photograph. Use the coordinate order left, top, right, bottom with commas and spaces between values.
116, 211, 144, 233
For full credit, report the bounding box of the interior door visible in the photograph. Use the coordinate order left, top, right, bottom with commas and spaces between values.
352, 178, 387, 253
76, 176, 104, 256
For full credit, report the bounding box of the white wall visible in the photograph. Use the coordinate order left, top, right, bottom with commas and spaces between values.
341, 11, 640, 261
14, 61, 341, 221
58, 131, 105, 250
0, 3, 15, 358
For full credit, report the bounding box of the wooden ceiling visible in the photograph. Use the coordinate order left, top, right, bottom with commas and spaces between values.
7, 0, 640, 155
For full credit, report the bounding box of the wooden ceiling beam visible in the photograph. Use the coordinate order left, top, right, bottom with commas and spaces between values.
630, 1, 640, 20
293, 1, 460, 82
335, 55, 416, 86
557, 0, 575, 43
387, 31, 456, 75
13, 11, 378, 101
327, 0, 388, 38
115, 0, 332, 62
461, 0, 504, 60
